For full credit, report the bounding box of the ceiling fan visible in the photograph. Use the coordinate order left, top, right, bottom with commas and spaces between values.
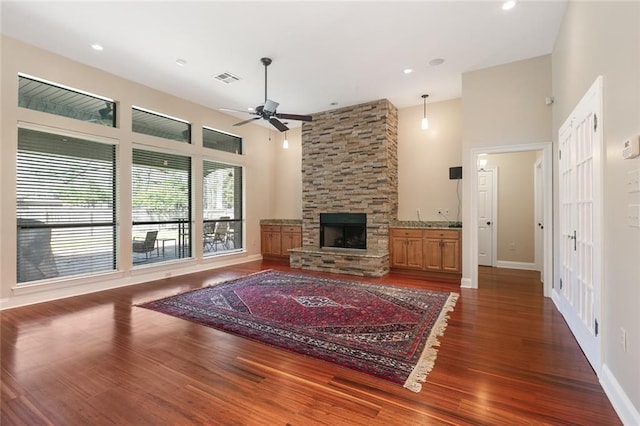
221, 57, 312, 132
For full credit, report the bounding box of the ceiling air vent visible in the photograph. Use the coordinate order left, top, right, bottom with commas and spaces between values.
213, 72, 240, 84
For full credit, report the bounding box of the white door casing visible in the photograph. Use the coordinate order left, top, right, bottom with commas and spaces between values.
534, 159, 544, 281
556, 76, 603, 374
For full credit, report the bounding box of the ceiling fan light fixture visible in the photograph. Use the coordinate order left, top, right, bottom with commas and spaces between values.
421, 94, 429, 130
283, 131, 289, 149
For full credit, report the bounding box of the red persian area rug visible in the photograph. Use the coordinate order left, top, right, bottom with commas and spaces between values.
137, 270, 459, 392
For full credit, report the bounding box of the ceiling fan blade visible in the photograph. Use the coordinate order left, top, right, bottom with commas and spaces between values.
269, 117, 289, 132
233, 117, 261, 126
220, 107, 255, 115
275, 112, 313, 122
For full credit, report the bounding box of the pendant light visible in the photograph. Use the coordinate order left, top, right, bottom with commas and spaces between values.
283, 131, 289, 149
421, 94, 429, 130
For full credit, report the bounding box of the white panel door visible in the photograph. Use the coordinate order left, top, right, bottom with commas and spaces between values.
557, 77, 602, 373
477, 169, 494, 266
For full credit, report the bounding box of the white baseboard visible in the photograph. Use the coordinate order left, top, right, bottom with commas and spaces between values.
494, 260, 538, 271
0, 253, 263, 310
600, 364, 640, 425
460, 277, 473, 288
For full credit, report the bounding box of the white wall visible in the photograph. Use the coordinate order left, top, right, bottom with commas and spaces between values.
1, 36, 276, 307
552, 1, 640, 420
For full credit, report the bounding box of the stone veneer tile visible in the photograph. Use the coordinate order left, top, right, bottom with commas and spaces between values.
292, 99, 398, 276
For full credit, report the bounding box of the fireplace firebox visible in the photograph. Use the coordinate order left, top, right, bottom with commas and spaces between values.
320, 213, 366, 250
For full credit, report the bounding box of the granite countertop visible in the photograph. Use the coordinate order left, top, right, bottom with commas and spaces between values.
389, 220, 462, 230
260, 219, 461, 229
260, 219, 303, 225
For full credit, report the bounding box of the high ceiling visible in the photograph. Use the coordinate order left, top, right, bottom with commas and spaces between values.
1, 1, 567, 126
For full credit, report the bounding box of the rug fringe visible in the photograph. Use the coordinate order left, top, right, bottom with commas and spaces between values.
403, 292, 460, 392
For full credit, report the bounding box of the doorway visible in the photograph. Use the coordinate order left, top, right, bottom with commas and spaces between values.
466, 142, 553, 297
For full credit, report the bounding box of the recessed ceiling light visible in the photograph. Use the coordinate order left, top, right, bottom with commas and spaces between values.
175, 59, 187, 67
429, 58, 445, 66
91, 44, 104, 51
403, 68, 413, 74
502, 0, 517, 10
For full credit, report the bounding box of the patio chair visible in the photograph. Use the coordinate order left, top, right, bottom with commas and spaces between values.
203, 221, 217, 252
133, 230, 158, 259
211, 218, 231, 251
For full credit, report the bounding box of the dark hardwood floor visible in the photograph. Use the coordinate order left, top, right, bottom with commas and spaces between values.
1, 261, 620, 425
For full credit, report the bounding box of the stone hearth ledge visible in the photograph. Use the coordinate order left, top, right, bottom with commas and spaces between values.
289, 246, 389, 278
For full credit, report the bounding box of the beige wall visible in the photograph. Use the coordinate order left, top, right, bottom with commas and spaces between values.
0, 36, 276, 305
552, 1, 640, 414
483, 151, 538, 263
272, 127, 302, 219
461, 54, 552, 279
398, 98, 462, 222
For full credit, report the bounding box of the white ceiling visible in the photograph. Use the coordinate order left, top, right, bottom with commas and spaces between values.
1, 1, 567, 126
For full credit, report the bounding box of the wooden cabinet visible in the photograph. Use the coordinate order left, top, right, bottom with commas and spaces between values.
390, 229, 424, 269
389, 227, 461, 275
261, 224, 301, 258
424, 230, 460, 273
261, 225, 282, 257
281, 226, 302, 254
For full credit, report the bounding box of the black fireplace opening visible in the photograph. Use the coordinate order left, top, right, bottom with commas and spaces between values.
320, 213, 366, 250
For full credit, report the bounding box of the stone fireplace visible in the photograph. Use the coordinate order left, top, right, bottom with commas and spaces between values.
289, 99, 398, 277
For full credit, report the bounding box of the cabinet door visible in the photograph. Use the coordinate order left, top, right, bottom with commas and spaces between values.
390, 236, 408, 267
261, 226, 282, 256
406, 237, 424, 269
441, 238, 460, 272
423, 238, 443, 271
281, 227, 301, 254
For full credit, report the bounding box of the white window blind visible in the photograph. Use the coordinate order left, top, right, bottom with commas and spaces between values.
203, 160, 243, 255
132, 148, 192, 262
16, 128, 117, 283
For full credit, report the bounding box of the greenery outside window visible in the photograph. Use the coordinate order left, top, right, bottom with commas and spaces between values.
203, 160, 243, 256
18, 74, 116, 127
132, 148, 192, 264
16, 128, 117, 283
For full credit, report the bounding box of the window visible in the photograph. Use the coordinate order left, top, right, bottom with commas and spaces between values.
18, 75, 116, 127
132, 107, 190, 143
132, 148, 191, 264
203, 127, 242, 154
203, 160, 243, 255
16, 128, 117, 283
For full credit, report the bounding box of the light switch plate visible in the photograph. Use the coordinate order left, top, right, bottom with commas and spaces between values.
623, 135, 640, 159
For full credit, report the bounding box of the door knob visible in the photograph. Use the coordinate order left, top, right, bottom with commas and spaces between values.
486, 221, 491, 226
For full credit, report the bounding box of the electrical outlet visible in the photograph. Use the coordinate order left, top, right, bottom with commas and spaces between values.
509, 242, 516, 251
621, 328, 628, 352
